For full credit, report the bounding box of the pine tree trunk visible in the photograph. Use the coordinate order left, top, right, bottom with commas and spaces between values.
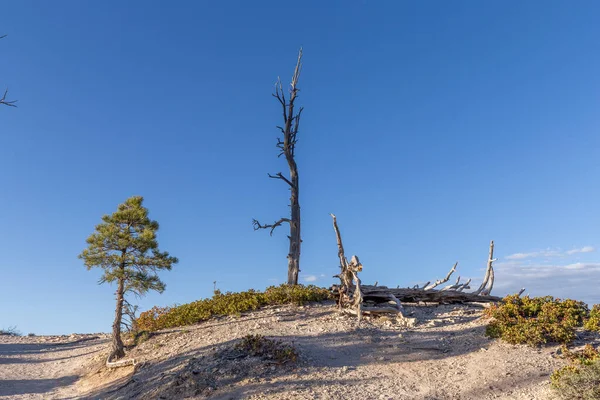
109, 265, 126, 361
287, 162, 300, 285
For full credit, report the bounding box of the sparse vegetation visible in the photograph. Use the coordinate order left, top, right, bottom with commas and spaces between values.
484, 295, 589, 346
551, 344, 600, 399
136, 284, 331, 332
131, 330, 152, 346
0, 326, 21, 336
234, 334, 298, 364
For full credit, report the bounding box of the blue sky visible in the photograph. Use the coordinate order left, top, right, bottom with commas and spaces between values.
1, 1, 599, 335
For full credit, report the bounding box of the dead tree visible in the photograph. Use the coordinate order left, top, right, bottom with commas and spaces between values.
330, 215, 502, 313
253, 49, 304, 285
0, 35, 16, 108
331, 214, 404, 324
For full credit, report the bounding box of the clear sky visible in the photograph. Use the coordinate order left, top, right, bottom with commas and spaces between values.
1, 1, 599, 335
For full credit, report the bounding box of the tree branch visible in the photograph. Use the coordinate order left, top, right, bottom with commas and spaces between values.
0, 36, 16, 108
268, 172, 294, 187
424, 262, 458, 290
252, 217, 291, 236
0, 89, 16, 107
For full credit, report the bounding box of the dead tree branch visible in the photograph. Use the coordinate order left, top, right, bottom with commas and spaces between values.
0, 89, 16, 107
424, 262, 458, 290
268, 172, 294, 188
473, 240, 496, 295
252, 218, 291, 236
0, 36, 16, 108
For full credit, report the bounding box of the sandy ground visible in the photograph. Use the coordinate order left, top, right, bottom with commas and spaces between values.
1, 302, 586, 399
0, 334, 109, 399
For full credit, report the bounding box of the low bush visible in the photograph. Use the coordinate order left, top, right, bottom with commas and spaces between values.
584, 304, 600, 332
235, 334, 298, 364
136, 284, 331, 332
551, 344, 600, 399
132, 330, 152, 346
484, 295, 589, 346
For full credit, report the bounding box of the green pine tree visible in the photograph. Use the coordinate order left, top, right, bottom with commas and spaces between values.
79, 196, 178, 361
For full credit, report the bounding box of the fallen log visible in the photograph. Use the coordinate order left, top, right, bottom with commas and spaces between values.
358, 285, 501, 304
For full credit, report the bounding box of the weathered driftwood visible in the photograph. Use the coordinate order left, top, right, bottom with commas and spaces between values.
472, 240, 496, 295
330, 214, 403, 323
330, 215, 503, 321
358, 285, 501, 303
422, 262, 458, 290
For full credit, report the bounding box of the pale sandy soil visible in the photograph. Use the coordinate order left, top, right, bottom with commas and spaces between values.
2, 302, 593, 399
0, 334, 109, 399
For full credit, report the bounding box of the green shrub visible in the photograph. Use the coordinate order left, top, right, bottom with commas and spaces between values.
551, 345, 600, 399
133, 330, 152, 346
484, 295, 589, 346
584, 304, 600, 332
235, 334, 298, 364
136, 284, 331, 332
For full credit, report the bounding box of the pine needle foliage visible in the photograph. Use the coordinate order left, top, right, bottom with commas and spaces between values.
79, 196, 178, 360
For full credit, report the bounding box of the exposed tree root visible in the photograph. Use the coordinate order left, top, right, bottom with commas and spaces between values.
106, 355, 137, 369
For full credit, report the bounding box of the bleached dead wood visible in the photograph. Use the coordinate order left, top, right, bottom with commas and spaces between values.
330, 214, 404, 323
423, 262, 458, 290
330, 215, 501, 308
359, 285, 501, 303
473, 240, 496, 295
106, 355, 136, 369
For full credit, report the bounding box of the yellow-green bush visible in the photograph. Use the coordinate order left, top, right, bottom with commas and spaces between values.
484, 295, 589, 346
551, 344, 600, 399
136, 284, 331, 332
584, 304, 600, 332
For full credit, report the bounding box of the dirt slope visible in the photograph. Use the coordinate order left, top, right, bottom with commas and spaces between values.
0, 302, 578, 399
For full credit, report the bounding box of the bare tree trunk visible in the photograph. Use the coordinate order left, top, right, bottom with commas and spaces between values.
287, 166, 300, 285
109, 263, 126, 361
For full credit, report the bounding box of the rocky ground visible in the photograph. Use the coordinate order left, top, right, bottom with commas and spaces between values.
1, 301, 591, 399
